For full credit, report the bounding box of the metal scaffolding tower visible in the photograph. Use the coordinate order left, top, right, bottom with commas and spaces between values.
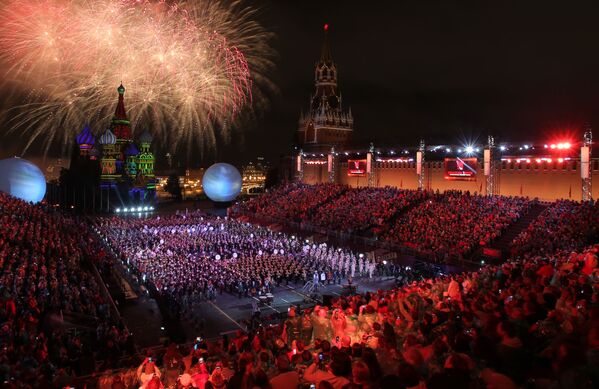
328, 146, 336, 183
582, 127, 593, 201
485, 135, 495, 196
417, 139, 425, 190
367, 143, 376, 187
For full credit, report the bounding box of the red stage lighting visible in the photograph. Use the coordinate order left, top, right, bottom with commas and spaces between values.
549, 140, 572, 151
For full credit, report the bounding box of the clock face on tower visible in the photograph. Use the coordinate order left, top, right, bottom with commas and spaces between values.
327, 95, 339, 109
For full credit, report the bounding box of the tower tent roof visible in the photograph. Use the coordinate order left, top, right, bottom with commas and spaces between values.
114, 83, 129, 121
111, 83, 132, 139
320, 24, 333, 65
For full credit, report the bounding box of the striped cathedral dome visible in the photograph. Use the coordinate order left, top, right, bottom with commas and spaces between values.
99, 128, 117, 145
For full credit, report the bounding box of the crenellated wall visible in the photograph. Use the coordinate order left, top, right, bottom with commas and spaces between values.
300, 159, 599, 202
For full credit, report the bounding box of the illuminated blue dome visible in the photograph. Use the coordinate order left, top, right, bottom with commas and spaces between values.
202, 163, 242, 202
76, 125, 95, 146
0, 157, 46, 203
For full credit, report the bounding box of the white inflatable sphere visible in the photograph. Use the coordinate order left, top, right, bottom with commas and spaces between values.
0, 157, 46, 203
202, 163, 242, 202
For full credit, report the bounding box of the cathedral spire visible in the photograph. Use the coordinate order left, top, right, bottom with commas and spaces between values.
112, 83, 132, 140
114, 83, 128, 121
320, 24, 333, 64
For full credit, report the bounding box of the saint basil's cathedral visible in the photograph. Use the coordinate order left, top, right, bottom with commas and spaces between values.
72, 84, 156, 206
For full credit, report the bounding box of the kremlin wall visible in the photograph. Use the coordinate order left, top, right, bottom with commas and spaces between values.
300, 156, 598, 202
295, 26, 596, 203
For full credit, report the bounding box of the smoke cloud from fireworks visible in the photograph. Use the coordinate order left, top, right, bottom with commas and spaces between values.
0, 0, 275, 155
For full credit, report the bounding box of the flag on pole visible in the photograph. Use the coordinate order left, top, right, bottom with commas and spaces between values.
569, 185, 572, 199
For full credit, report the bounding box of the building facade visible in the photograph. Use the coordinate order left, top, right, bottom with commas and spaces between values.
74, 84, 156, 206
241, 157, 268, 194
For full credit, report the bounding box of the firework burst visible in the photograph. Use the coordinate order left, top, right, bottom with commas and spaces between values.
0, 0, 275, 155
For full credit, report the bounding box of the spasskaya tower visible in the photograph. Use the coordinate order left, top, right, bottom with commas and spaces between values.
297, 24, 354, 151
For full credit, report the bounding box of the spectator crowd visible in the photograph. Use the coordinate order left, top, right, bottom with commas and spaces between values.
0, 193, 133, 387
311, 187, 430, 234
234, 184, 533, 260
97, 241, 598, 389
1, 185, 598, 388
511, 200, 599, 258
384, 191, 530, 259
235, 184, 347, 223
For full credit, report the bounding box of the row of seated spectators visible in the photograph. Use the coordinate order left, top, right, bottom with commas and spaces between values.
383, 191, 530, 259
90, 240, 598, 389
236, 184, 347, 223
310, 187, 430, 233
511, 200, 599, 259
235, 185, 532, 258
0, 193, 133, 387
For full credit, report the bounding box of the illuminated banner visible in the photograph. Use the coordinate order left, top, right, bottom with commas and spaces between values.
416, 151, 422, 175
348, 159, 367, 176
296, 155, 302, 172
328, 154, 333, 172
581, 146, 590, 179
366, 153, 372, 173
484, 149, 491, 176
444, 157, 477, 181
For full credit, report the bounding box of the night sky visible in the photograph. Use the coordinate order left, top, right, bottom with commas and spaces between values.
3, 0, 599, 166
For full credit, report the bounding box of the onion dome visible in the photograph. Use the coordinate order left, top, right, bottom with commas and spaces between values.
76, 125, 95, 145
117, 83, 125, 95
138, 129, 153, 144
98, 128, 117, 145
124, 142, 139, 157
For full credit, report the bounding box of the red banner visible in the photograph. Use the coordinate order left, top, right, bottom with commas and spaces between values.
444, 157, 477, 181
348, 159, 367, 176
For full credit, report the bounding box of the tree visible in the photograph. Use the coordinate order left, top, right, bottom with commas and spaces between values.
165, 174, 182, 201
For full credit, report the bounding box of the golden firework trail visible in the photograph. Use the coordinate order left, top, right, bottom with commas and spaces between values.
0, 0, 275, 154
